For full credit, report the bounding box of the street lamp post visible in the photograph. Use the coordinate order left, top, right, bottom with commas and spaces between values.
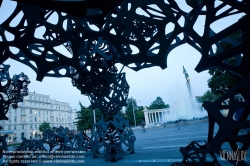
88, 96, 96, 124
93, 109, 96, 123
132, 100, 141, 127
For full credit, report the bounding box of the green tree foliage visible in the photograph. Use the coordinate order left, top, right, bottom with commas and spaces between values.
148, 97, 170, 109
124, 97, 144, 126
74, 102, 102, 133
136, 110, 145, 125
75, 102, 126, 132
207, 69, 238, 96
196, 90, 221, 103
197, 31, 242, 100
38, 121, 51, 132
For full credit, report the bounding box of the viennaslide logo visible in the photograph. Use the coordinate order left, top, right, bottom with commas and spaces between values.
219, 147, 247, 165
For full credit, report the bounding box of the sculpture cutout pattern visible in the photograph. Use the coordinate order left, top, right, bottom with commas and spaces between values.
2, 126, 87, 165
0, 64, 30, 120
0, 0, 249, 164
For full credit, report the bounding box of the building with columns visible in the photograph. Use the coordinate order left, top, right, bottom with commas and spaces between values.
143, 94, 246, 125
143, 107, 179, 125
143, 101, 207, 125
0, 91, 75, 143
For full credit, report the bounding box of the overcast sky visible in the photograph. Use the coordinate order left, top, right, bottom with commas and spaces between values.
0, 0, 245, 110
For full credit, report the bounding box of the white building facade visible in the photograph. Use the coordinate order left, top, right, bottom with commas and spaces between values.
0, 92, 76, 142
70, 109, 78, 131
143, 103, 206, 125
143, 107, 178, 125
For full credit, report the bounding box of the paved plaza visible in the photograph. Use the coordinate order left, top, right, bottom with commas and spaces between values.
4, 121, 250, 166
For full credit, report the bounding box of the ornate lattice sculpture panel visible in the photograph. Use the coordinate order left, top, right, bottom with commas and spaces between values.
91, 114, 136, 162
89, 73, 129, 115
0, 0, 250, 165
2, 127, 89, 165
0, 64, 30, 120
1, 1, 249, 75
202, 77, 250, 166
172, 140, 220, 166
42, 126, 91, 152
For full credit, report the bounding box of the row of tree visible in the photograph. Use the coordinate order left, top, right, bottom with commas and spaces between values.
73, 96, 170, 132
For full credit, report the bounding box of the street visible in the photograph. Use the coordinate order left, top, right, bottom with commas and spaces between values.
8, 121, 250, 166
77, 121, 250, 165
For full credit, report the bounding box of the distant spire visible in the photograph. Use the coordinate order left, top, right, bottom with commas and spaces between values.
183, 65, 186, 74
182, 66, 189, 81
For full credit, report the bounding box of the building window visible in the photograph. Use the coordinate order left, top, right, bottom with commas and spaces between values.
47, 117, 48, 121
47, 111, 48, 115
39, 110, 41, 115
56, 118, 58, 122
62, 118, 64, 122
30, 125, 32, 129
14, 125, 16, 130
22, 125, 24, 129
30, 109, 32, 114
21, 116, 25, 122
8, 125, 11, 130
34, 110, 37, 114
34, 97, 36, 100
35, 125, 37, 129
14, 116, 17, 122
35, 117, 37, 122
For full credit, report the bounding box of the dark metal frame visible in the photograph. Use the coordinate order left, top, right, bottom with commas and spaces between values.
0, 0, 249, 164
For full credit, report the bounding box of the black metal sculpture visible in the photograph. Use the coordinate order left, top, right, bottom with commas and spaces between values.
42, 126, 91, 153
0, 134, 7, 159
0, 0, 249, 165
2, 126, 88, 165
172, 140, 221, 165
0, 64, 30, 120
91, 114, 136, 161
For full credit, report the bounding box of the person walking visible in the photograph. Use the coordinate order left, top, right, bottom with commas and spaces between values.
141, 121, 146, 133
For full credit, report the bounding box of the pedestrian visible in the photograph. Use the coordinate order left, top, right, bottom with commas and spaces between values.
141, 121, 146, 133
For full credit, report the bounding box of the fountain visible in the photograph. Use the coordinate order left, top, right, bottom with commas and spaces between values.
164, 66, 207, 122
